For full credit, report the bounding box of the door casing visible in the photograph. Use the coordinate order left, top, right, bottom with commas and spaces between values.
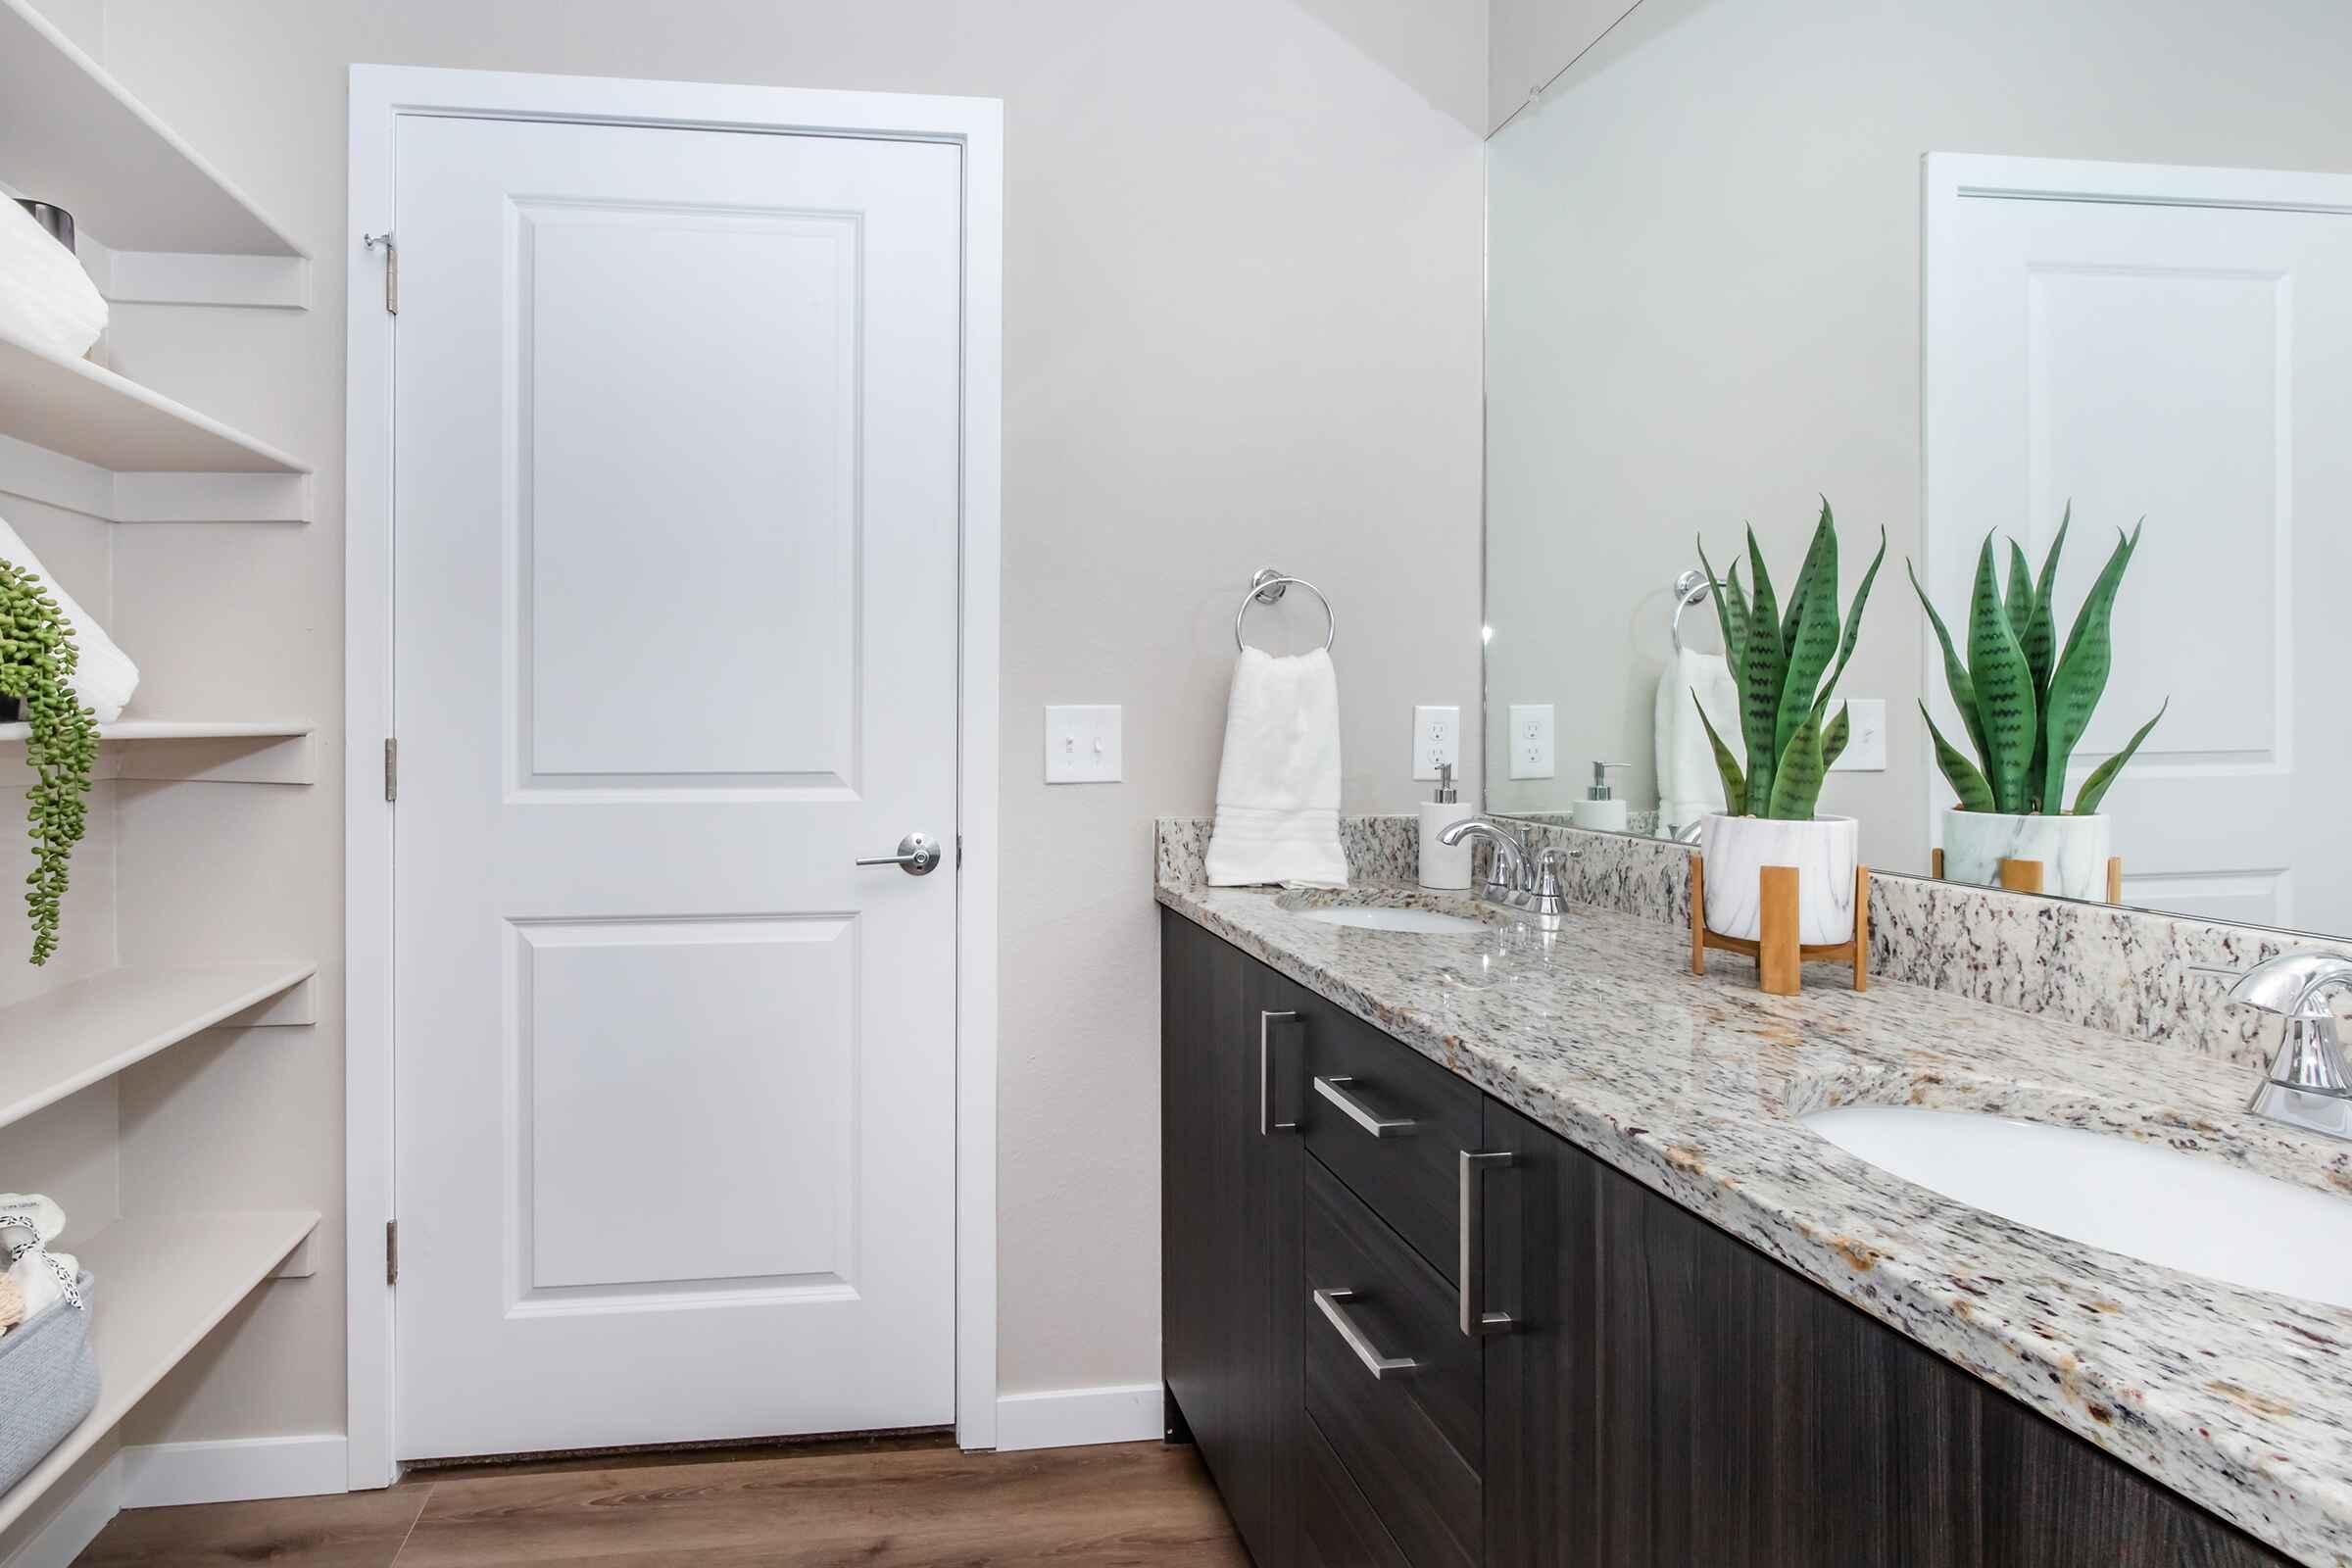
343, 63, 1003, 1488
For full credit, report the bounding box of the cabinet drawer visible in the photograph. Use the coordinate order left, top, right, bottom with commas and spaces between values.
1302, 1155, 1481, 1568
1298, 1407, 1411, 1568
1286, 984, 1482, 1283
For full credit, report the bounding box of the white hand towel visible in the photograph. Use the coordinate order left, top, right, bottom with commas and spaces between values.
0, 198, 108, 360
0, 508, 139, 722
1654, 646, 1742, 832
1205, 646, 1348, 888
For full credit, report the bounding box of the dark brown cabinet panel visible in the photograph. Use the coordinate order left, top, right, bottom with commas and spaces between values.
1161, 908, 1300, 1567
1479, 1097, 2289, 1568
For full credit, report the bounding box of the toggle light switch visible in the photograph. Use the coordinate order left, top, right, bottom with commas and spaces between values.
1045, 705, 1123, 783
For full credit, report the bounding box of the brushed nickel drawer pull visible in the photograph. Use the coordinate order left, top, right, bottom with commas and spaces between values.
1260, 1011, 1299, 1136
1313, 1288, 1418, 1378
1313, 1075, 1417, 1137
1459, 1150, 1516, 1338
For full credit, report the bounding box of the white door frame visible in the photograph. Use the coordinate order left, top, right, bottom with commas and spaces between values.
1918, 151, 2352, 854
343, 64, 1002, 1488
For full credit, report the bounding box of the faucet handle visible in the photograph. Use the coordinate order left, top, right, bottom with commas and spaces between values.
2193, 955, 2352, 1019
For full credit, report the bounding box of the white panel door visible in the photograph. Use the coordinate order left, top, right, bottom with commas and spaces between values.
1926, 161, 2352, 932
391, 112, 962, 1458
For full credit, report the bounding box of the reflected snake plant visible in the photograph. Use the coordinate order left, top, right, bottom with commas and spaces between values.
1693, 500, 1886, 821
1908, 508, 2167, 817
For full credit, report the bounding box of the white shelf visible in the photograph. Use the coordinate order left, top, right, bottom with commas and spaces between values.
0, 329, 306, 475
0, 1209, 319, 1536
0, 0, 304, 259
0, 961, 316, 1133
0, 719, 317, 785
0, 720, 313, 744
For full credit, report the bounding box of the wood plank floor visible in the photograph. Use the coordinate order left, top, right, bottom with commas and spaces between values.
74, 1439, 1249, 1566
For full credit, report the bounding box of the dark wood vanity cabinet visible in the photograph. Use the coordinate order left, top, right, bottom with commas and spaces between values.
1162, 912, 2292, 1568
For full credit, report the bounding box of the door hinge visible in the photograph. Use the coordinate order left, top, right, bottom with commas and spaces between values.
385, 1220, 399, 1287
364, 230, 397, 315
956, 833, 963, 867
383, 737, 398, 802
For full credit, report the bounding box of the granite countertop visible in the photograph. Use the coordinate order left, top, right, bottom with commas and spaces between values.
1157, 872, 2352, 1567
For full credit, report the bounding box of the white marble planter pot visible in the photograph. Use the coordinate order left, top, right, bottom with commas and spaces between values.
1700, 813, 1859, 946
1941, 808, 2112, 901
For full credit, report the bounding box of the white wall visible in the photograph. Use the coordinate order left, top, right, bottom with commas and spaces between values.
69, 0, 1484, 1449
1482, 0, 2352, 867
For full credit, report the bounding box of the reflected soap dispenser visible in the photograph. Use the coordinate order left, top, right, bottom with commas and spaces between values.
1418, 763, 1473, 890
1571, 760, 1631, 832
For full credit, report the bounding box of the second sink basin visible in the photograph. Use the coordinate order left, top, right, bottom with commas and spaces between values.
1805, 1105, 2352, 1309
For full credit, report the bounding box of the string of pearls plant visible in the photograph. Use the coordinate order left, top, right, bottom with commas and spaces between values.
0, 562, 97, 965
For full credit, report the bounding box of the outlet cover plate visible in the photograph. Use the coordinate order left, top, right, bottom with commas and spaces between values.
1412, 705, 1460, 780
1508, 703, 1555, 780
1828, 698, 1886, 772
1045, 704, 1123, 783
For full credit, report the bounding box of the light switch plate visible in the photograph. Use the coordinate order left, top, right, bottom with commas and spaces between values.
1507, 704, 1555, 780
1412, 705, 1460, 780
1828, 698, 1886, 772
1045, 705, 1122, 783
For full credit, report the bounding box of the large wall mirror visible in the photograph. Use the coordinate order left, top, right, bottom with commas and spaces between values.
1483, 0, 2352, 939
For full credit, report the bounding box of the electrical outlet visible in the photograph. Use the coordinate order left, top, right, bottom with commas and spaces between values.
1044, 705, 1122, 783
1828, 698, 1886, 772
1411, 705, 1460, 780
1507, 704, 1554, 780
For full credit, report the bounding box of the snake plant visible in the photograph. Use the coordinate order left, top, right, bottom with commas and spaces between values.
1908, 509, 2167, 817
1692, 500, 1886, 820
0, 559, 96, 964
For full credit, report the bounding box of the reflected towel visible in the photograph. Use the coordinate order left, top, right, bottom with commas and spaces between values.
1205, 647, 1348, 888
1655, 646, 1741, 832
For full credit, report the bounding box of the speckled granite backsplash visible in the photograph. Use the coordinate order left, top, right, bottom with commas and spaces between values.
1157, 814, 2352, 1070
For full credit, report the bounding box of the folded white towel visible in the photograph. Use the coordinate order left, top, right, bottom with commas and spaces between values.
0, 199, 107, 360
1654, 646, 1742, 833
0, 509, 138, 722
1205, 646, 1348, 888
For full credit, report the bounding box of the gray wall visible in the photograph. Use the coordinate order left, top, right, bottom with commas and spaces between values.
1482, 0, 2352, 868
62, 0, 1484, 1449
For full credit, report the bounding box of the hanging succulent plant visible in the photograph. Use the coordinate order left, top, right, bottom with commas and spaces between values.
1909, 508, 2167, 817
1691, 499, 1887, 821
0, 561, 97, 964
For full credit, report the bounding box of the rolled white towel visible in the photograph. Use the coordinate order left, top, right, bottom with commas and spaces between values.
0, 509, 139, 722
0, 1193, 77, 1330
1204, 646, 1348, 888
0, 198, 108, 360
1654, 646, 1742, 833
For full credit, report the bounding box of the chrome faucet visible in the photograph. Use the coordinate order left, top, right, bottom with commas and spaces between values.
1438, 817, 1576, 925
2199, 953, 2352, 1141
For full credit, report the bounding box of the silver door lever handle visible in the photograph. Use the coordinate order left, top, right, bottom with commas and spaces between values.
858, 832, 942, 876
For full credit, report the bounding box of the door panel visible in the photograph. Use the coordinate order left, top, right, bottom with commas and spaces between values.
394, 112, 961, 1458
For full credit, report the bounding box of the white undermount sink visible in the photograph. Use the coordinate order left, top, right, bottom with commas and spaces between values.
1804, 1105, 2352, 1309
1298, 906, 1486, 934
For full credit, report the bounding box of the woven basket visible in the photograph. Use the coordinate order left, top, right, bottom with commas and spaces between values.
0, 1274, 97, 1493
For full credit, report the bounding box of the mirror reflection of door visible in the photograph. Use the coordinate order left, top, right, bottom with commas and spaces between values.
1925, 156, 2352, 933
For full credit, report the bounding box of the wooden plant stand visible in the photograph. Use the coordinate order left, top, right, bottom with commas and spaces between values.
1690, 857, 1870, 997
1931, 850, 2123, 903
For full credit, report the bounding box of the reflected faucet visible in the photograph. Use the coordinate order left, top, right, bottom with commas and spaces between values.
1439, 817, 1576, 926
2197, 954, 2352, 1141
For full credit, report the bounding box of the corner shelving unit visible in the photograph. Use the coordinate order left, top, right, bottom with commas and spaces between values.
0, 0, 321, 1548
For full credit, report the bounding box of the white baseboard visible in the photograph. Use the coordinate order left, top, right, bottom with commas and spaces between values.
993, 1383, 1163, 1452
121, 1434, 348, 1509
1, 1454, 122, 1568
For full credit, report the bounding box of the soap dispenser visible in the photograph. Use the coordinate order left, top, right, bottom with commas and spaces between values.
1418, 763, 1473, 890
1571, 760, 1632, 832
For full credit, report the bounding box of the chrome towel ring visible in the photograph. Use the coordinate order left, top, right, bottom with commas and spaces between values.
1668, 567, 1711, 654
1234, 567, 1336, 654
